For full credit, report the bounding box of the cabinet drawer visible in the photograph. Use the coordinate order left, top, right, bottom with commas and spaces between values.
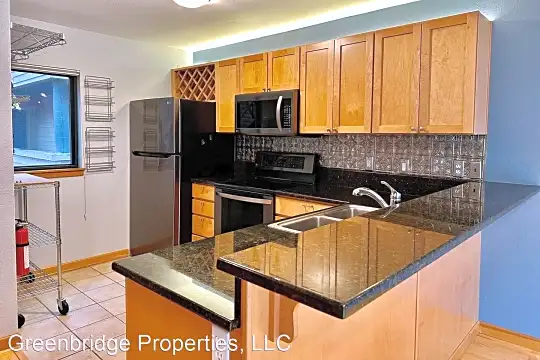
192, 199, 214, 218
192, 234, 205, 242
275, 197, 334, 217
192, 183, 215, 202
192, 215, 214, 238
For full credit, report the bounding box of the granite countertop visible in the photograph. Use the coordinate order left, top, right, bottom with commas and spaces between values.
114, 168, 540, 329
217, 181, 540, 318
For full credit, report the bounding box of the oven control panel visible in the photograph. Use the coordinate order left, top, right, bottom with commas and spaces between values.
256, 152, 316, 174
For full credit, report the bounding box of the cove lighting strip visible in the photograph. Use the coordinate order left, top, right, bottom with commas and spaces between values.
183, 0, 420, 52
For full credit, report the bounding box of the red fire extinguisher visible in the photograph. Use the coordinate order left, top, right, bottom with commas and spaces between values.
15, 220, 30, 278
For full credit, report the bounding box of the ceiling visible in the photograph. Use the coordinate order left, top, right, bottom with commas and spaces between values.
10, 0, 416, 51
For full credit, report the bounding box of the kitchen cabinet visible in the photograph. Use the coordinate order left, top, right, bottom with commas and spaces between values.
368, 220, 415, 283
335, 217, 369, 299
268, 47, 300, 91
239, 53, 268, 93
192, 214, 214, 238
275, 196, 334, 218
215, 59, 239, 133
239, 48, 301, 93
300, 224, 335, 295
414, 230, 453, 258
192, 183, 215, 202
300, 41, 335, 134
333, 33, 374, 133
373, 24, 421, 134
192, 183, 215, 241
419, 12, 491, 134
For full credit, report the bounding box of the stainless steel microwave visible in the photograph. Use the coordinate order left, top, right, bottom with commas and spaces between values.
235, 89, 299, 136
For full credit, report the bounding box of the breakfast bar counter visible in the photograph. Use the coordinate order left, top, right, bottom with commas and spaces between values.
113, 179, 539, 359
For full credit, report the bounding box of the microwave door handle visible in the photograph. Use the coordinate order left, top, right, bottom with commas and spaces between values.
276, 95, 283, 133
218, 192, 273, 205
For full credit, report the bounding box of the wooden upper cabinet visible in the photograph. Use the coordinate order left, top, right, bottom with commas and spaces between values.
267, 47, 300, 91
300, 41, 334, 134
333, 33, 374, 133
419, 12, 491, 134
215, 59, 239, 133
373, 24, 421, 134
239, 53, 268, 94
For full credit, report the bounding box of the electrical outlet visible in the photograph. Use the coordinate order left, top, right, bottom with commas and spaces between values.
366, 156, 374, 170
468, 182, 481, 201
469, 161, 482, 179
400, 159, 410, 172
453, 160, 465, 177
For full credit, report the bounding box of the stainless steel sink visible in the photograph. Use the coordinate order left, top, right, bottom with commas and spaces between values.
322, 205, 378, 220
269, 204, 379, 234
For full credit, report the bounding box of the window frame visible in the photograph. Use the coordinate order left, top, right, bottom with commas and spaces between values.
11, 64, 80, 172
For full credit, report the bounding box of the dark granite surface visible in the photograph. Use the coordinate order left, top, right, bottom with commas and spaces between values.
217, 181, 540, 318
115, 167, 540, 328
193, 165, 464, 207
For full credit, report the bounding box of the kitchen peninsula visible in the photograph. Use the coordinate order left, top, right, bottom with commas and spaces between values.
113, 176, 539, 360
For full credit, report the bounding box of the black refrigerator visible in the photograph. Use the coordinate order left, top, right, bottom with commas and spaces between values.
129, 97, 234, 255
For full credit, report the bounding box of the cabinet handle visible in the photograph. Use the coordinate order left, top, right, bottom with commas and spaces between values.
332, 129, 338, 133
267, 88, 271, 91
410, 127, 417, 132
326, 128, 332, 133
419, 127, 427, 132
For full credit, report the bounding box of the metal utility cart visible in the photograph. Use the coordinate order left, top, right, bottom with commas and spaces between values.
14, 174, 69, 328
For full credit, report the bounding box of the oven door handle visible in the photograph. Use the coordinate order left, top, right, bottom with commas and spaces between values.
217, 192, 273, 205
276, 95, 283, 133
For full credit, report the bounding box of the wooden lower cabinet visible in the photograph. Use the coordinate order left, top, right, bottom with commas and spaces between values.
192, 199, 214, 218
192, 215, 214, 238
275, 196, 334, 217
192, 183, 215, 202
192, 234, 204, 242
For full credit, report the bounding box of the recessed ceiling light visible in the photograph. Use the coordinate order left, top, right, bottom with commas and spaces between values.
173, 0, 213, 8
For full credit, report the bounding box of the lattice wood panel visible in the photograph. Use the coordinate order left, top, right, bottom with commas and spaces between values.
172, 64, 215, 101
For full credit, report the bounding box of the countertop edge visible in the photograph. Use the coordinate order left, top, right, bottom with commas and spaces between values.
112, 262, 240, 332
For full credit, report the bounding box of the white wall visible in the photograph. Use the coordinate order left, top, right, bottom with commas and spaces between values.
0, 0, 17, 337
11, 16, 192, 267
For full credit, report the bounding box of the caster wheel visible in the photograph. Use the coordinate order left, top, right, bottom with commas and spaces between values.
58, 300, 69, 315
18, 314, 25, 328
24, 272, 36, 284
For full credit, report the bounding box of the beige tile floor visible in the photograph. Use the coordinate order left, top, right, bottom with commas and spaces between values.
8, 260, 127, 360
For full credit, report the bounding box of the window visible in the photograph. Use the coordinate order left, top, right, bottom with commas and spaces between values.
11, 66, 78, 170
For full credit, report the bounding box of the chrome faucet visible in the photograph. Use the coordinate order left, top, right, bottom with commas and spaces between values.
352, 181, 402, 208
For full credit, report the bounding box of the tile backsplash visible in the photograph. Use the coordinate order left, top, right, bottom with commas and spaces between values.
235, 134, 486, 180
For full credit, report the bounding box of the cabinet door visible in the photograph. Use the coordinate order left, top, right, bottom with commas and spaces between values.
373, 25, 421, 134
414, 230, 453, 258
300, 224, 335, 295
419, 12, 489, 134
335, 217, 369, 299
239, 53, 268, 94
267, 47, 300, 91
333, 33, 374, 134
215, 59, 239, 133
368, 220, 415, 284
300, 41, 334, 134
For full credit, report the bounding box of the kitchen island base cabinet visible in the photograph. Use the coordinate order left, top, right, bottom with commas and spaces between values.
124, 233, 481, 359
125, 280, 242, 360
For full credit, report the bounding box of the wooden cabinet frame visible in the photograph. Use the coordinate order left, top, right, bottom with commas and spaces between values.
333, 33, 374, 133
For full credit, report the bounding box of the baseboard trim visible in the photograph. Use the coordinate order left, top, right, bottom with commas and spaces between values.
449, 322, 480, 360
0, 333, 20, 352
43, 249, 129, 274
480, 322, 540, 352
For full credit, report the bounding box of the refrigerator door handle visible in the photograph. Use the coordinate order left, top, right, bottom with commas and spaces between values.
132, 151, 182, 158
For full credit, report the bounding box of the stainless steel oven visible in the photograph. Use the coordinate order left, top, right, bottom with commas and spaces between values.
214, 187, 274, 235
235, 89, 299, 136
